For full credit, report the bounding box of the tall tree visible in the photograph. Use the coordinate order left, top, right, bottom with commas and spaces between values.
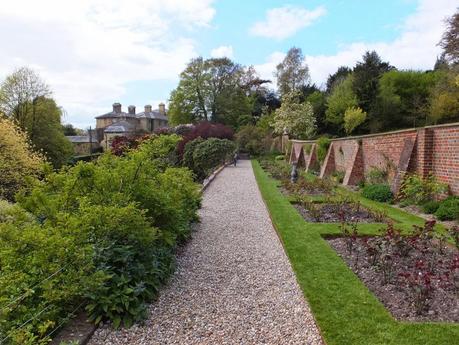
0, 67, 51, 129
275, 47, 310, 96
0, 68, 72, 168
352, 51, 393, 113
439, 9, 459, 65
325, 74, 358, 134
374, 70, 439, 131
168, 57, 259, 129
326, 66, 352, 93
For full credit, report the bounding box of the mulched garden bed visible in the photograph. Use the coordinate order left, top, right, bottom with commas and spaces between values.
327, 235, 459, 322
293, 202, 385, 223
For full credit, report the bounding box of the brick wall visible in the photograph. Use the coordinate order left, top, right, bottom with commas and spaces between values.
288, 122, 459, 195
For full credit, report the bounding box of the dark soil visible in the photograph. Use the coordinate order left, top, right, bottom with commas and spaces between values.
327, 237, 459, 322
293, 202, 384, 223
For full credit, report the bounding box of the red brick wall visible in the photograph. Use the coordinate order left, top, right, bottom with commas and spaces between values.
431, 126, 459, 194
288, 122, 459, 195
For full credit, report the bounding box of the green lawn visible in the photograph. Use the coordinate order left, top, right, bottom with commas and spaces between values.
252, 160, 458, 345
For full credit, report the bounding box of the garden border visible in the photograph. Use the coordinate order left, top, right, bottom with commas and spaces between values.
252, 159, 459, 345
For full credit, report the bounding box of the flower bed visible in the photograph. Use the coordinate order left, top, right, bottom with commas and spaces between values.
327, 221, 458, 322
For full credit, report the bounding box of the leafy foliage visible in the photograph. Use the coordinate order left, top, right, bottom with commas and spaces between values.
1, 135, 201, 343
362, 184, 393, 202
0, 68, 72, 168
0, 117, 46, 201
272, 91, 316, 139
400, 174, 448, 205
343, 106, 367, 134
235, 125, 272, 156
275, 47, 310, 97
435, 197, 459, 221
190, 138, 236, 180
325, 74, 357, 133
316, 137, 331, 164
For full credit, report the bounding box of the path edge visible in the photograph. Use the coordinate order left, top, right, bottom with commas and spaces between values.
250, 159, 327, 345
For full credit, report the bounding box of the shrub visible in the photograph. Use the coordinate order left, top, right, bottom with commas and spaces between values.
182, 137, 205, 172
362, 184, 393, 202
421, 200, 440, 214
435, 197, 459, 221
192, 138, 236, 179
316, 137, 331, 164
4, 135, 202, 342
0, 117, 46, 201
275, 155, 285, 161
235, 125, 270, 155
176, 122, 234, 158
366, 166, 389, 185
400, 174, 448, 205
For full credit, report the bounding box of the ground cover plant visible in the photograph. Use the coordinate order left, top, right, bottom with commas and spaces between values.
253, 159, 458, 345
0, 134, 202, 344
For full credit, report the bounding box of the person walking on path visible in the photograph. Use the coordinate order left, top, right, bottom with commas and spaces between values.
233, 151, 238, 167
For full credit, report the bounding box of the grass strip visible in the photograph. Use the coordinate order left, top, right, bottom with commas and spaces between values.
252, 160, 458, 345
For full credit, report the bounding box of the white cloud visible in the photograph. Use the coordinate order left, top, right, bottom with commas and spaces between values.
0, 0, 215, 127
249, 5, 326, 40
306, 0, 456, 86
258, 0, 456, 88
253, 51, 286, 90
210, 45, 234, 59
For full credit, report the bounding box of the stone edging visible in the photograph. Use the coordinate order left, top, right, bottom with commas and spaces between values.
201, 164, 228, 191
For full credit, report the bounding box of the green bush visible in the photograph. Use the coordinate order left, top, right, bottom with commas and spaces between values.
275, 155, 285, 161
400, 173, 448, 205
316, 137, 331, 164
421, 200, 440, 214
365, 166, 389, 185
235, 125, 270, 156
435, 197, 459, 221
2, 134, 201, 343
192, 138, 236, 180
362, 184, 393, 202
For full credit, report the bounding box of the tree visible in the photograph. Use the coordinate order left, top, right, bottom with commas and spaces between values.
325, 74, 358, 134
62, 124, 84, 136
272, 91, 316, 139
326, 66, 352, 93
275, 47, 310, 96
373, 70, 440, 131
0, 68, 73, 168
439, 9, 459, 64
0, 117, 45, 201
430, 69, 459, 124
0, 67, 51, 129
344, 106, 367, 135
306, 90, 328, 134
352, 51, 393, 114
168, 57, 253, 129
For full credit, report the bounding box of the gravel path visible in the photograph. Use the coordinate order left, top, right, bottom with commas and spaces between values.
88, 160, 323, 345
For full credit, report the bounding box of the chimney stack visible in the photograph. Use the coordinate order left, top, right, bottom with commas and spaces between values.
158, 102, 166, 115
144, 105, 152, 113
113, 102, 122, 113
128, 105, 136, 115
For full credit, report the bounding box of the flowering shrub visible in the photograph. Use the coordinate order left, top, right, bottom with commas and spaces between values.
0, 117, 46, 201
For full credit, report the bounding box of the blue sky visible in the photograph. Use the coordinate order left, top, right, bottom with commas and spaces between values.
0, 0, 456, 128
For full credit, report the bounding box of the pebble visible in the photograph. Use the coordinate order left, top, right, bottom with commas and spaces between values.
88, 160, 323, 345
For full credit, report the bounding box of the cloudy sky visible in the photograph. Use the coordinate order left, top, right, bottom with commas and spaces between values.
0, 0, 456, 128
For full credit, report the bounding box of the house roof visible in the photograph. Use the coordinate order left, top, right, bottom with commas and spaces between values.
66, 136, 98, 143
136, 109, 168, 121
104, 120, 135, 133
95, 111, 137, 119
